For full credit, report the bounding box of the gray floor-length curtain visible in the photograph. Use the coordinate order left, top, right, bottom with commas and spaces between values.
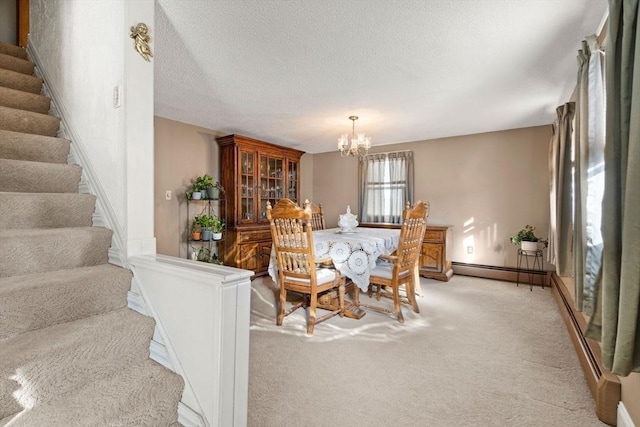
548, 103, 575, 276
574, 35, 606, 314
586, 0, 640, 376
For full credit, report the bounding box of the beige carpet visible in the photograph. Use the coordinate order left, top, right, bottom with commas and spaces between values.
248, 275, 605, 427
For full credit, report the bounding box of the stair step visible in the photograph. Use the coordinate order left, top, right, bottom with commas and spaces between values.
0, 52, 34, 76
0, 227, 111, 277
0, 308, 156, 419
1, 359, 183, 426
0, 68, 43, 94
0, 43, 29, 61
0, 158, 81, 193
0, 192, 95, 230
0, 264, 131, 339
0, 105, 60, 136
0, 85, 50, 114
0, 129, 70, 164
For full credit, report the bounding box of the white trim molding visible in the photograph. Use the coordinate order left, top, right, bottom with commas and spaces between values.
618, 402, 636, 427
129, 255, 253, 427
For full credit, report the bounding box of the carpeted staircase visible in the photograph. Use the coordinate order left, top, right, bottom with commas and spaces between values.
0, 42, 184, 425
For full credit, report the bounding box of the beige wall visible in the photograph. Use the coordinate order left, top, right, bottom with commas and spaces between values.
154, 116, 225, 258
156, 120, 552, 268
313, 125, 552, 269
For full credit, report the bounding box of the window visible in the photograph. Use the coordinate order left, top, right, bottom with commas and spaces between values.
359, 151, 414, 224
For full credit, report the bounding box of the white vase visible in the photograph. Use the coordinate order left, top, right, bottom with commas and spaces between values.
521, 241, 538, 252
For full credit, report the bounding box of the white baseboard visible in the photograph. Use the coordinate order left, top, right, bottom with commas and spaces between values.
618, 402, 636, 427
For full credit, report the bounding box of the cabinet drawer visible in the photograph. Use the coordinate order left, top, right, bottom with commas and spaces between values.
424, 229, 445, 242
238, 229, 272, 242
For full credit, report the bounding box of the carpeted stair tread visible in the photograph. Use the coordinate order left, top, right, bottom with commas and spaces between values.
0, 42, 29, 60
0, 308, 155, 418
0, 129, 70, 164
0, 158, 81, 193
0, 264, 131, 339
0, 227, 111, 277
0, 105, 60, 136
0, 192, 95, 230
0, 52, 34, 76
0, 85, 50, 114
0, 68, 43, 94
2, 359, 184, 427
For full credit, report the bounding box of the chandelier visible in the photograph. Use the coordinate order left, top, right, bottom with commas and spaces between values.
338, 116, 371, 158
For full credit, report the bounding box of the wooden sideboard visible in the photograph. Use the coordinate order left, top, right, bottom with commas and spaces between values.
419, 225, 453, 281
361, 222, 453, 282
216, 134, 304, 276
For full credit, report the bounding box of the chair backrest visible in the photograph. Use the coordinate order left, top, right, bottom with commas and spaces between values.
267, 199, 318, 282
395, 201, 430, 273
304, 199, 326, 230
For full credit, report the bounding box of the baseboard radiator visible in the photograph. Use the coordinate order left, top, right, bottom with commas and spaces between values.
452, 263, 620, 426
550, 273, 620, 426
452, 262, 549, 287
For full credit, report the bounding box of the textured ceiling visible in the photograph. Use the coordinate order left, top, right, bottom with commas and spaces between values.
154, 0, 608, 154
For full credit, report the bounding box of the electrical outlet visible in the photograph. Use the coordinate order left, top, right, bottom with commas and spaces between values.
467, 246, 473, 254
165, 190, 172, 200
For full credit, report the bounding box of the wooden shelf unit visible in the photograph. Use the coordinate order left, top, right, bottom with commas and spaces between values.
216, 134, 304, 276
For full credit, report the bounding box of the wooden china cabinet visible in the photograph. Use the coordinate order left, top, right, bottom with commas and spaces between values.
216, 134, 304, 276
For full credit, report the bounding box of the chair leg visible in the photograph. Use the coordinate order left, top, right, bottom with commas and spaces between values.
393, 285, 404, 323
352, 284, 360, 307
338, 283, 345, 317
406, 278, 420, 314
307, 293, 317, 335
276, 286, 286, 326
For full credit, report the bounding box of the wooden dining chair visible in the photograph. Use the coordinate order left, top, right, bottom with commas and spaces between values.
267, 198, 346, 335
304, 200, 326, 230
360, 201, 430, 323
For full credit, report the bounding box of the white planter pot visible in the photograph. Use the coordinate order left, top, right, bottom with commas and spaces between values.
213, 232, 223, 241
521, 241, 539, 252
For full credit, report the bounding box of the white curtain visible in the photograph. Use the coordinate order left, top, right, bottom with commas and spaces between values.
359, 151, 414, 224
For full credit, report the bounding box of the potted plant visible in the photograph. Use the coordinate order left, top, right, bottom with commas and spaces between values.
510, 225, 548, 251
207, 181, 225, 200
211, 215, 225, 240
190, 219, 202, 241
196, 213, 216, 241
193, 174, 214, 199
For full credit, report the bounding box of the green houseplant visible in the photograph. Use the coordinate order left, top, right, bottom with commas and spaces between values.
210, 215, 224, 240
195, 213, 215, 241
206, 181, 224, 199
192, 174, 214, 198
510, 225, 548, 250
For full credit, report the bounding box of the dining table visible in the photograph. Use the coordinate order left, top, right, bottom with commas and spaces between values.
268, 227, 413, 319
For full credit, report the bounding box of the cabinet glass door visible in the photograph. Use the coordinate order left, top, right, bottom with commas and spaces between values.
240, 150, 255, 223
287, 160, 298, 202
259, 155, 283, 222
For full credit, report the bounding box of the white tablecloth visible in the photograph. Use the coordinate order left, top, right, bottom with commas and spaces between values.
268, 227, 400, 291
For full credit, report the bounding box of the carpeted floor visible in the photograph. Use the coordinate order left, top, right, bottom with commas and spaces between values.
248, 275, 605, 427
